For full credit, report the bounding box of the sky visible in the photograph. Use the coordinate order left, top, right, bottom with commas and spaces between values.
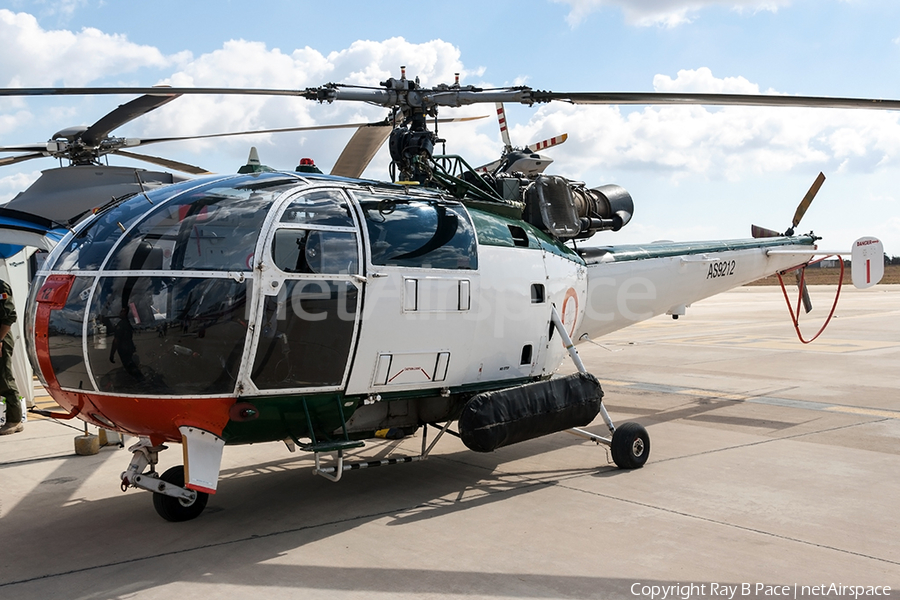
1, 0, 899, 255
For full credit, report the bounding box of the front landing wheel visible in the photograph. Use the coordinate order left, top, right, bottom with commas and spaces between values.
152, 465, 209, 522
611, 422, 650, 469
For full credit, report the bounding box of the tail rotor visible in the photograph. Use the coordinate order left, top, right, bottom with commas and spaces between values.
752, 172, 825, 239
752, 172, 827, 313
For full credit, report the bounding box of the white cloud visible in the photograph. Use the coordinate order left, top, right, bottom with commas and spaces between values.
553, 0, 791, 27
0, 107, 33, 136
0, 169, 41, 204
653, 67, 761, 93
135, 37, 481, 173
0, 9, 172, 86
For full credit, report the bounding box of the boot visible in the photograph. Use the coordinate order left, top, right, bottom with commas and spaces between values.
0, 421, 24, 435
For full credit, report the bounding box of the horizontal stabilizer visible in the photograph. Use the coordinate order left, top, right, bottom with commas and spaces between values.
851, 237, 884, 289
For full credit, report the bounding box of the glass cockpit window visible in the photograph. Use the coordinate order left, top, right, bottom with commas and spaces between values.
48, 276, 94, 390
358, 194, 477, 270
87, 275, 251, 395
53, 184, 186, 271
106, 174, 300, 271
271, 229, 359, 275
251, 280, 357, 389
279, 190, 354, 227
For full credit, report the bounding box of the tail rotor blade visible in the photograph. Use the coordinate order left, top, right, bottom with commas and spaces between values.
751, 224, 781, 238
526, 133, 568, 152
791, 171, 826, 231
495, 103, 512, 153
795, 269, 813, 314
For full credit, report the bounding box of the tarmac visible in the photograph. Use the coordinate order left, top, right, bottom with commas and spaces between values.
0, 285, 897, 599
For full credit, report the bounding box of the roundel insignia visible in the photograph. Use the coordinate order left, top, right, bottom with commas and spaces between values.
245, 253, 255, 270
561, 287, 578, 338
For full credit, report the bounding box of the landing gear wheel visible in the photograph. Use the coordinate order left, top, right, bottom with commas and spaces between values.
611, 422, 650, 469
152, 465, 209, 522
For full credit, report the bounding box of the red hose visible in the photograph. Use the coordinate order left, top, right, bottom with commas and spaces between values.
776, 256, 844, 344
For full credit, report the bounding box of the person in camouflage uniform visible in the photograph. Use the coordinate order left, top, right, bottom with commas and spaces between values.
0, 277, 23, 435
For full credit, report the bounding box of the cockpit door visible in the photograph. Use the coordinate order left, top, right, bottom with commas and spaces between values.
245, 188, 363, 393
344, 192, 480, 395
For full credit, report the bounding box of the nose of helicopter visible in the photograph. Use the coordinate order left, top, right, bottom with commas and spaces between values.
33, 273, 234, 443
27, 173, 303, 442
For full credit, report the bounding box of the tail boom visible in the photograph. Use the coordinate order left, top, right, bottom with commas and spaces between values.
574, 236, 817, 340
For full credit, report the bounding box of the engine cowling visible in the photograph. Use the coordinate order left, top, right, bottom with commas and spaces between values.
573, 183, 634, 234
523, 175, 634, 240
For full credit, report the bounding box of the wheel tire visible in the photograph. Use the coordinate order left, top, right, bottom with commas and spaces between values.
152, 465, 209, 522
610, 422, 650, 469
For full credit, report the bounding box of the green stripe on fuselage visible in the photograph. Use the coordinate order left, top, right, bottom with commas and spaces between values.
220, 376, 542, 447
468, 208, 584, 263
579, 235, 817, 264
221, 392, 354, 446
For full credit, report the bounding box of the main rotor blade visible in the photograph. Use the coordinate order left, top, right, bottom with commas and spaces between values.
530, 91, 900, 111
330, 124, 393, 178
81, 92, 181, 146
793, 172, 826, 229
112, 150, 211, 175
133, 114, 488, 147
474, 158, 502, 174
0, 87, 311, 98
9, 86, 900, 112
0, 143, 53, 153
435, 115, 489, 124
0, 152, 46, 167
136, 120, 389, 146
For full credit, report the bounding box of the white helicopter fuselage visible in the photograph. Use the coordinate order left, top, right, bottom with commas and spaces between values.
28, 171, 814, 498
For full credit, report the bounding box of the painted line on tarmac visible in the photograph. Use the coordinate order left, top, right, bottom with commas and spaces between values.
825, 405, 900, 419
598, 378, 898, 420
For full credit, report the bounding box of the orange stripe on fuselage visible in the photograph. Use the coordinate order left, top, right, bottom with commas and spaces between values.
47, 388, 234, 445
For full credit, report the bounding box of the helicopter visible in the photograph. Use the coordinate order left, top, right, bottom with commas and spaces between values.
0, 70, 888, 522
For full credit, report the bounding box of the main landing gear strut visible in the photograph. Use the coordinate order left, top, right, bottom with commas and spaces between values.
550, 305, 650, 469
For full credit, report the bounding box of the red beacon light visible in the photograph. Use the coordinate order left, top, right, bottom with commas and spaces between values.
295, 157, 322, 174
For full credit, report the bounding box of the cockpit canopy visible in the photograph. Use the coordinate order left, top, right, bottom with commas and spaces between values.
32, 172, 480, 398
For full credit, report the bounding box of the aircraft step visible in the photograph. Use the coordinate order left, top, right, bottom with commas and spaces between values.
300, 439, 364, 454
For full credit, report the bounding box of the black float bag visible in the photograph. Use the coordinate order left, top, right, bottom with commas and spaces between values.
458, 372, 604, 453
